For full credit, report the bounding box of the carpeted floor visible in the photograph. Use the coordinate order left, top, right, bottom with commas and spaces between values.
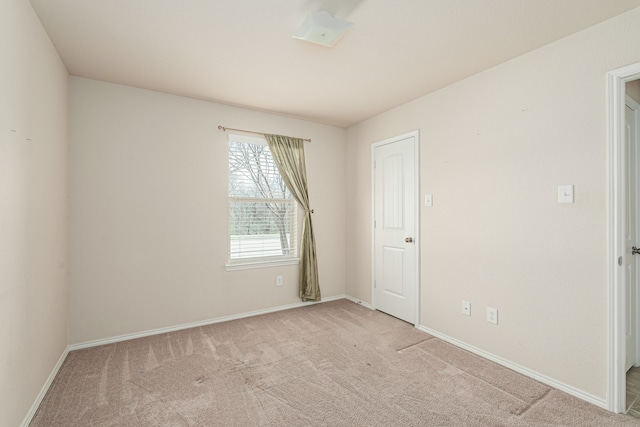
31, 299, 640, 426
628, 367, 640, 418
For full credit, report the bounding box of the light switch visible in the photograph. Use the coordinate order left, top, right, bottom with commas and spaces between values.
425, 194, 433, 207
558, 185, 574, 204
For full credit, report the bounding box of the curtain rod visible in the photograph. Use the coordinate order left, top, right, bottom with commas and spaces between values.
217, 125, 311, 142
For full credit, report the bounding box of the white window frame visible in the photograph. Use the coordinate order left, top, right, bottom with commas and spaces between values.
225, 134, 299, 271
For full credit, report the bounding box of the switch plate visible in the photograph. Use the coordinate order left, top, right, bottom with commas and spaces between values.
558, 185, 574, 204
276, 275, 283, 286
487, 307, 498, 325
461, 301, 471, 316
425, 194, 433, 207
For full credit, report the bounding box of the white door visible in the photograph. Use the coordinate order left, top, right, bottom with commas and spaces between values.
626, 98, 640, 371
373, 132, 418, 324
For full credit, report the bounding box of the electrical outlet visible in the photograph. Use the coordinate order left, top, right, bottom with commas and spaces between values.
487, 307, 498, 325
276, 275, 283, 286
461, 301, 471, 316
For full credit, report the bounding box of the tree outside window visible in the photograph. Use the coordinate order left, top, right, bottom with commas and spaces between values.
228, 136, 297, 261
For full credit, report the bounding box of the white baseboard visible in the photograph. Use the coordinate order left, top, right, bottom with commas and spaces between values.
416, 325, 607, 410
20, 346, 69, 427
69, 294, 347, 351
344, 295, 374, 310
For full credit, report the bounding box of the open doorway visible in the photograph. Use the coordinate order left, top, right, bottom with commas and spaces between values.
607, 63, 640, 415
625, 79, 640, 417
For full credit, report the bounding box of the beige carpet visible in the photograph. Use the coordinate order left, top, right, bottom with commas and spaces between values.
628, 367, 640, 418
31, 299, 640, 426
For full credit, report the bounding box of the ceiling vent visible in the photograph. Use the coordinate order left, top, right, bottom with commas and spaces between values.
293, 11, 353, 47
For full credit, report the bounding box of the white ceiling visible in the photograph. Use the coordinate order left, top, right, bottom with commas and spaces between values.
30, 0, 640, 128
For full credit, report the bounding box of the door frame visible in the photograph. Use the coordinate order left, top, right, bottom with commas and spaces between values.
607, 62, 640, 413
371, 130, 421, 326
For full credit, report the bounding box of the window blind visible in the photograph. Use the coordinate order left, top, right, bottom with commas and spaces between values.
228, 135, 297, 261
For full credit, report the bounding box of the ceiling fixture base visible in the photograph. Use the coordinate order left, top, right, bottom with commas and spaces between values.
293, 11, 353, 47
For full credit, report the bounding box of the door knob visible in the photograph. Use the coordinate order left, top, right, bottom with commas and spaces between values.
405, 237, 413, 243
633, 246, 640, 255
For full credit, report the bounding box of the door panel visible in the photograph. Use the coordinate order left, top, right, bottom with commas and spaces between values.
382, 246, 405, 296
383, 153, 404, 229
374, 134, 417, 323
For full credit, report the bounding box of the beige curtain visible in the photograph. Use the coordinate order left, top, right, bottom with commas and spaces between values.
265, 134, 320, 302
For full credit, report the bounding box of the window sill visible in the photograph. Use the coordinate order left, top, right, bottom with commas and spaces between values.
225, 258, 299, 271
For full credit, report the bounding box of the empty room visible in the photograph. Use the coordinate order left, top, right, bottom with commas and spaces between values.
5, 0, 640, 425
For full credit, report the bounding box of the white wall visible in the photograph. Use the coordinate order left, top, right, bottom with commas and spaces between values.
0, 1, 69, 425
346, 8, 640, 401
69, 78, 347, 344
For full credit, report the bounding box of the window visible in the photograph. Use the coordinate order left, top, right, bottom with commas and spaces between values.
227, 134, 298, 269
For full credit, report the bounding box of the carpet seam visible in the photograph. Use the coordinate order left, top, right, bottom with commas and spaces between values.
395, 337, 435, 353
412, 339, 547, 415
514, 388, 551, 418
253, 383, 317, 425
